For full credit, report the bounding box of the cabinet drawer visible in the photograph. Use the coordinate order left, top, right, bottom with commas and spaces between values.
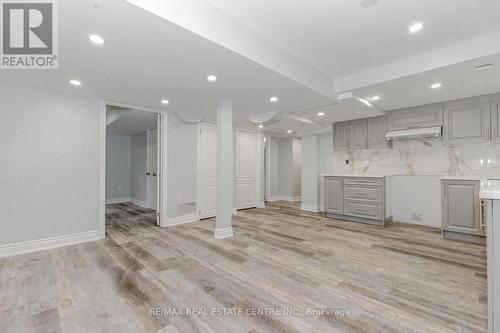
344, 177, 383, 187
344, 201, 382, 220
344, 185, 382, 202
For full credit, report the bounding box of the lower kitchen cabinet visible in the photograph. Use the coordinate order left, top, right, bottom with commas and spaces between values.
441, 179, 485, 242
324, 177, 343, 215
323, 176, 391, 226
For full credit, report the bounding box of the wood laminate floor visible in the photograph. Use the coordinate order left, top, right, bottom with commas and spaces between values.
0, 201, 487, 332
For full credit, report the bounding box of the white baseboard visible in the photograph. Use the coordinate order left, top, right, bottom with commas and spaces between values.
301, 204, 319, 213
130, 198, 148, 209
256, 201, 265, 208
268, 196, 302, 202
166, 214, 200, 227
106, 197, 131, 204
0, 230, 102, 258
284, 196, 302, 202
215, 227, 234, 239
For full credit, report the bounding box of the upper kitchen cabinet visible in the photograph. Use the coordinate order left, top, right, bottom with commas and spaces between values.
367, 116, 391, 150
349, 119, 368, 150
491, 98, 500, 143
387, 104, 443, 131
334, 116, 390, 151
333, 121, 350, 151
444, 98, 491, 145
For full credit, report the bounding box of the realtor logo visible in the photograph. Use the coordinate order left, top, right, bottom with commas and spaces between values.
1, 0, 58, 69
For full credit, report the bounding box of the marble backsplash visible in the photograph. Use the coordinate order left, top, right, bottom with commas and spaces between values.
333, 138, 500, 178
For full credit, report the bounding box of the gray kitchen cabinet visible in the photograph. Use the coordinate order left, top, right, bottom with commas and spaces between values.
367, 116, 390, 149
323, 176, 391, 226
444, 99, 491, 145
441, 179, 483, 237
491, 99, 500, 142
344, 201, 382, 220
387, 104, 443, 131
333, 122, 349, 151
349, 119, 368, 150
324, 177, 343, 215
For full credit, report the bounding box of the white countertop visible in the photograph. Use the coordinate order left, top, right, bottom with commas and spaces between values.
320, 174, 385, 178
481, 180, 500, 200
441, 176, 485, 181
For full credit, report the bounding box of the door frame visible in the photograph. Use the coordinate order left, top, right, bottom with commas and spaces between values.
99, 101, 168, 238
146, 126, 160, 211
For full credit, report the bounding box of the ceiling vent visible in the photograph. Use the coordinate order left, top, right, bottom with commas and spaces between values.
385, 126, 442, 141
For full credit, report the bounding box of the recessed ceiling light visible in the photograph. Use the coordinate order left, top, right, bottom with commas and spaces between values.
287, 130, 292, 134
270, 97, 278, 103
360, 0, 378, 7
431, 83, 442, 89
370, 95, 380, 101
318, 112, 325, 116
207, 75, 217, 82
161, 99, 169, 105
475, 63, 493, 71
409, 22, 423, 34
69, 79, 81, 86
88, 34, 104, 45
258, 125, 264, 128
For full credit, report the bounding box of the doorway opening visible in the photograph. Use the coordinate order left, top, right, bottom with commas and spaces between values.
104, 104, 161, 228
265, 136, 301, 205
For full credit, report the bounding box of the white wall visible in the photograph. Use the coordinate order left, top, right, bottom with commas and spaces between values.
0, 83, 100, 247
292, 138, 302, 197
301, 135, 319, 211
131, 132, 147, 205
318, 132, 334, 174
269, 137, 281, 198
106, 134, 131, 201
278, 138, 294, 198
391, 176, 441, 227
267, 137, 302, 201
167, 116, 198, 219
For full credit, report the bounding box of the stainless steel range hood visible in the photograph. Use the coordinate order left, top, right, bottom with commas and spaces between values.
385, 126, 442, 141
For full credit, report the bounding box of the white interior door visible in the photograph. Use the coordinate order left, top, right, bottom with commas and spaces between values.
147, 127, 158, 213
235, 130, 256, 209
199, 123, 217, 219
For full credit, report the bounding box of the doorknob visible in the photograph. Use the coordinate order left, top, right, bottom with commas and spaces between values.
153, 173, 157, 176
146, 172, 150, 176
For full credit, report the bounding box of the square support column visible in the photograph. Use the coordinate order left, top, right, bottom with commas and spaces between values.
215, 101, 234, 239
301, 135, 320, 212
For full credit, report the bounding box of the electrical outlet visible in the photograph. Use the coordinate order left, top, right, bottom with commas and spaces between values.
412, 213, 422, 221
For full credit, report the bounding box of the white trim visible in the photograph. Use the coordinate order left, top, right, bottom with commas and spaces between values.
131, 198, 148, 209
101, 101, 168, 232
106, 197, 131, 204
301, 204, 320, 213
166, 214, 200, 227
268, 195, 302, 202
256, 201, 265, 208
99, 102, 107, 239
214, 227, 234, 239
0, 230, 101, 258
159, 112, 168, 227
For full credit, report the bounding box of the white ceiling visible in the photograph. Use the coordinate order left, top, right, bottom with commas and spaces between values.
1, 0, 500, 137
0, 0, 333, 120
355, 53, 500, 111
205, 0, 500, 77
107, 109, 157, 136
